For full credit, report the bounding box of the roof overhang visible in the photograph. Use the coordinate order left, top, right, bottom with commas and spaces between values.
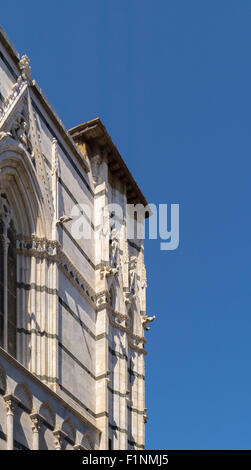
69, 118, 149, 213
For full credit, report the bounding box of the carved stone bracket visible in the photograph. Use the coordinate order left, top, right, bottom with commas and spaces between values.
99, 264, 118, 279
30, 412, 43, 432
53, 429, 67, 450
3, 394, 18, 416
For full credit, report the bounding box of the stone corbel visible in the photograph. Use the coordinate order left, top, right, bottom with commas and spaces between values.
124, 290, 131, 305
96, 291, 109, 310
53, 429, 67, 450
30, 412, 43, 432
99, 264, 118, 279
4, 394, 18, 416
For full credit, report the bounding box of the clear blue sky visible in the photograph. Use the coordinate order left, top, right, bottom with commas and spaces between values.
2, 0, 251, 450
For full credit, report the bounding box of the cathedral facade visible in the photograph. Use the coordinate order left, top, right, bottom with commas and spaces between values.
0, 27, 150, 450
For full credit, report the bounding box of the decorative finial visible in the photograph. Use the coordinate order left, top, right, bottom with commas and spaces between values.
19, 54, 31, 81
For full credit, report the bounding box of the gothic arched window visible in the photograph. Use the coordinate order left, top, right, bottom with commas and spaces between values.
0, 194, 17, 359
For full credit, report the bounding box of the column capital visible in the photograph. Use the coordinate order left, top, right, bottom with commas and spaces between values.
2, 235, 10, 251
30, 412, 43, 432
4, 394, 18, 416
53, 429, 67, 450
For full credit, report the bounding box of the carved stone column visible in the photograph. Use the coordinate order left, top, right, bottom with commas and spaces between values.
3, 236, 9, 351
30, 412, 43, 450
53, 429, 66, 450
4, 394, 17, 450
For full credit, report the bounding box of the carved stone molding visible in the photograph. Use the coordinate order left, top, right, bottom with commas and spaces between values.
0, 76, 26, 123
0, 192, 12, 232
16, 235, 60, 259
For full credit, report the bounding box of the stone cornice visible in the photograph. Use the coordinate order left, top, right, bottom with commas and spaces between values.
69, 118, 149, 211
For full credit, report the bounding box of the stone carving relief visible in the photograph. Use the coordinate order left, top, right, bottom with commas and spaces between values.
109, 227, 119, 270
0, 76, 26, 123
10, 109, 33, 155
91, 154, 102, 186
19, 55, 31, 81
129, 256, 137, 299
0, 192, 12, 233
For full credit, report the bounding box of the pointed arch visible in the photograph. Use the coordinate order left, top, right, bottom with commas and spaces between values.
0, 142, 47, 237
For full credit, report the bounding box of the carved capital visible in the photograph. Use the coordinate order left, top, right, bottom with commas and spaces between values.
53, 429, 67, 450
4, 394, 17, 416
30, 412, 43, 432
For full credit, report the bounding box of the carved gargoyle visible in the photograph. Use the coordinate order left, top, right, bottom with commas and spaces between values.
142, 315, 156, 330
56, 215, 73, 227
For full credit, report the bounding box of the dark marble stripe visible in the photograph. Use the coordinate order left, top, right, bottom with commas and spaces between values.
58, 296, 102, 341
58, 176, 94, 229
59, 341, 96, 380
33, 100, 93, 195
34, 373, 58, 384
128, 368, 145, 381
109, 423, 128, 434
108, 386, 128, 398
128, 439, 144, 450
109, 346, 128, 361
16, 282, 57, 295
61, 224, 95, 270
127, 405, 145, 415
17, 327, 58, 340
128, 241, 143, 253
59, 384, 108, 419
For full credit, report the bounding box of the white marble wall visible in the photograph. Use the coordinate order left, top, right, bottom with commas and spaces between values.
0, 28, 148, 450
